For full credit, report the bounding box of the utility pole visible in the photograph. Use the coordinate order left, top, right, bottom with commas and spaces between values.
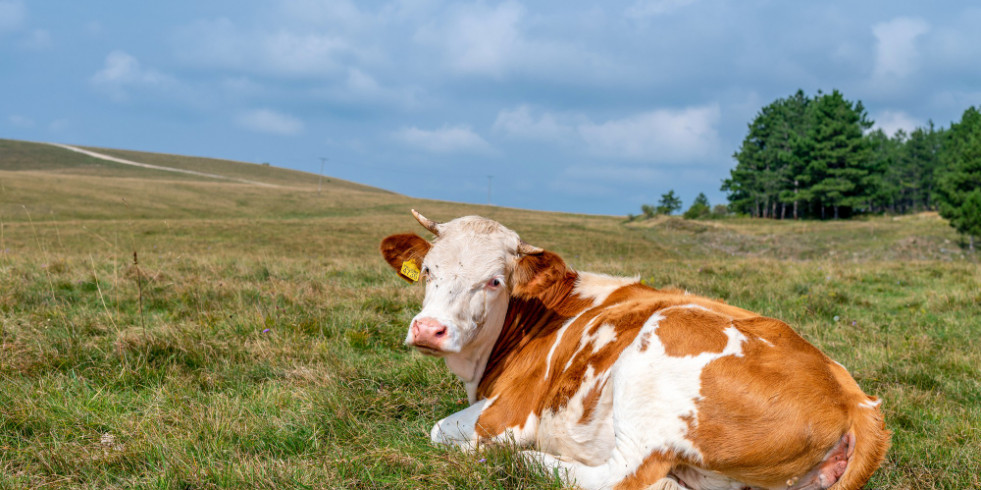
318, 157, 327, 193
487, 175, 493, 205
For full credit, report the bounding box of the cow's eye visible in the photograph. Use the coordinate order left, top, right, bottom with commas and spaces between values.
487, 277, 502, 289
421, 266, 430, 277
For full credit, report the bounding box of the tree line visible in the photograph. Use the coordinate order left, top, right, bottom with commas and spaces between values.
721, 89, 980, 246
633, 190, 728, 221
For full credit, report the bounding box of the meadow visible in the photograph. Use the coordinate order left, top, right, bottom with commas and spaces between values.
1, 139, 979, 488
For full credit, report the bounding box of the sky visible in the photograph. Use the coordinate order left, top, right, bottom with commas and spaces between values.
2, 1, 980, 215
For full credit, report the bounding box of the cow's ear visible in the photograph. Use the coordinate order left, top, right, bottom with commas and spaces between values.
511, 250, 569, 299
380, 234, 432, 283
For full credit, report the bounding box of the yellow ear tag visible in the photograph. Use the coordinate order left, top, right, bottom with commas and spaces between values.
400, 259, 421, 282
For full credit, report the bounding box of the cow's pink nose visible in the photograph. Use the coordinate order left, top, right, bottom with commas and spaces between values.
411, 317, 448, 350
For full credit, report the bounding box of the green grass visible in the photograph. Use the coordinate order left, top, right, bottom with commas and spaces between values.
0, 139, 979, 488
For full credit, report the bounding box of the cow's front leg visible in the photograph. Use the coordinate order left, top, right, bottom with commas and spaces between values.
430, 398, 492, 449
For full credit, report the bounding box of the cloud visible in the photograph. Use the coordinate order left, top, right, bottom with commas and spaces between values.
872, 110, 921, 136
174, 17, 360, 79
393, 125, 491, 154
220, 77, 265, 97
493, 105, 577, 141
277, 0, 369, 29
929, 89, 981, 117
0, 0, 26, 33
436, 1, 524, 77
578, 105, 721, 162
414, 2, 607, 81
872, 17, 930, 80
337, 68, 419, 107
627, 0, 699, 18
235, 109, 304, 135
7, 114, 34, 128
492, 104, 722, 163
91, 50, 177, 100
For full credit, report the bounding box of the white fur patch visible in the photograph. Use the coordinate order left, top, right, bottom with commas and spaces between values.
663, 303, 714, 314
431, 396, 540, 450
573, 272, 639, 306
560, 319, 619, 375
518, 309, 751, 490
858, 398, 882, 409
589, 324, 618, 354
537, 364, 616, 465
431, 397, 495, 449
544, 312, 587, 381
611, 311, 748, 464
561, 317, 598, 373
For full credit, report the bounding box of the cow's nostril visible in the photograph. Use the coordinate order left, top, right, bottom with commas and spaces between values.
435, 327, 447, 338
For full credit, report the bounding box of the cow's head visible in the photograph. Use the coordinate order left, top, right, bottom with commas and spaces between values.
380, 211, 563, 369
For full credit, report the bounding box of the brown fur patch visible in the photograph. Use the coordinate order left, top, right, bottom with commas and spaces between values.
577, 378, 609, 425
683, 317, 853, 486
473, 250, 595, 436
826, 364, 892, 490
511, 250, 593, 316
474, 295, 574, 437
614, 450, 676, 490
638, 331, 654, 352
654, 307, 730, 357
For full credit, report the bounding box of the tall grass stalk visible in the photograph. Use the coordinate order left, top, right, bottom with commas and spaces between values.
133, 251, 146, 338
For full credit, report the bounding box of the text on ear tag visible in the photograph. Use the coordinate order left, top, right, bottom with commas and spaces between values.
400, 260, 421, 282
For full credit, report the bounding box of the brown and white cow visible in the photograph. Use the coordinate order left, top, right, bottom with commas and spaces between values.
380, 211, 889, 490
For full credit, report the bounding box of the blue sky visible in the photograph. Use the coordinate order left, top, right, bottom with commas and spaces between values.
2, 1, 979, 215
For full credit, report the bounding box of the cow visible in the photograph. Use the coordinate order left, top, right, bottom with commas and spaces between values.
379, 210, 890, 490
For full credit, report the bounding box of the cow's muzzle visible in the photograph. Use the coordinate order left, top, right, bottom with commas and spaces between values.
409, 317, 449, 353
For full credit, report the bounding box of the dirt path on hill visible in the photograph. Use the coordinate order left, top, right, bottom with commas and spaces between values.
45, 143, 280, 188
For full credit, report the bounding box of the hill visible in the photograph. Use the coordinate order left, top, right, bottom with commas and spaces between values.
0, 138, 978, 488
0, 138, 392, 222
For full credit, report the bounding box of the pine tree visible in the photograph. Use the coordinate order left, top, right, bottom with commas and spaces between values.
904, 122, 945, 211
683, 193, 711, 219
864, 129, 901, 213
868, 128, 922, 214
724, 90, 810, 218
955, 190, 981, 250
936, 107, 981, 249
797, 90, 873, 219
774, 90, 811, 219
656, 190, 682, 215
724, 107, 771, 216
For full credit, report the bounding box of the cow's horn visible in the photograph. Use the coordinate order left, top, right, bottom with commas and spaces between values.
517, 240, 544, 255
411, 209, 441, 236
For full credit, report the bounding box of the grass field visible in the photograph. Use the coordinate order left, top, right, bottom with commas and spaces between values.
1, 139, 979, 488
